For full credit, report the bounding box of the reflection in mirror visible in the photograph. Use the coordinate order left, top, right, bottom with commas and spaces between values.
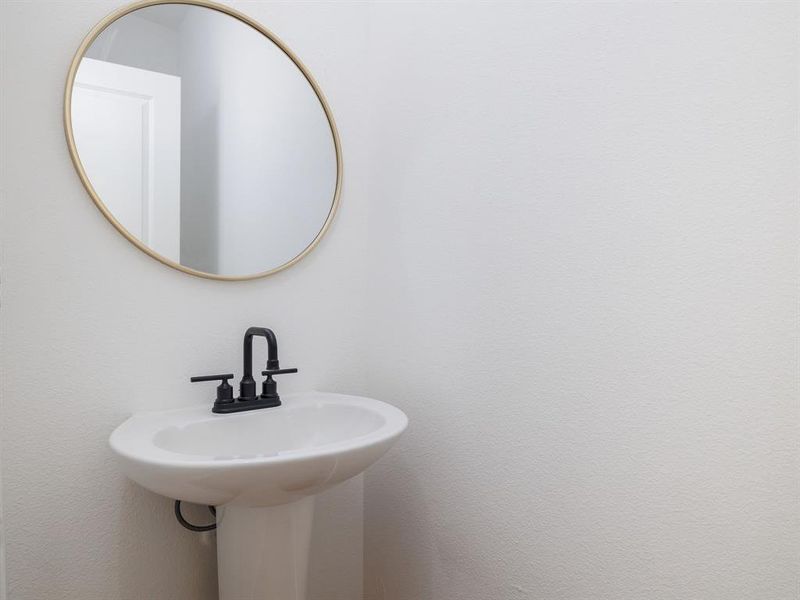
68, 3, 339, 279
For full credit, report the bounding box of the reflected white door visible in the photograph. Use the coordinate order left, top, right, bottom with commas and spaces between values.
72, 57, 181, 261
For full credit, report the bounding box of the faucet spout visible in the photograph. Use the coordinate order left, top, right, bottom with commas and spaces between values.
240, 327, 279, 400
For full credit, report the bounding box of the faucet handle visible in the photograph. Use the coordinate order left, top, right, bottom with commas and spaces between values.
190, 373, 235, 405
191, 373, 235, 383
261, 368, 298, 376
259, 368, 297, 401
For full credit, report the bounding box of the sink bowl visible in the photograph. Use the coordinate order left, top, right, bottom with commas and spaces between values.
109, 392, 407, 600
110, 391, 407, 507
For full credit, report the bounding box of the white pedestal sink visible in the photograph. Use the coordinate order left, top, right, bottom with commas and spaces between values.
109, 392, 407, 600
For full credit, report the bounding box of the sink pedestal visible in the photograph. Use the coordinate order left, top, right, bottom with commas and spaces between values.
216, 497, 315, 600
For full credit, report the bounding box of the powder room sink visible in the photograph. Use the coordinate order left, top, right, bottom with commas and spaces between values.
109, 392, 407, 600
109, 392, 407, 507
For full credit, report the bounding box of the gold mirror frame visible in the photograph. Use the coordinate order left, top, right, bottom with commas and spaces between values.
64, 0, 343, 281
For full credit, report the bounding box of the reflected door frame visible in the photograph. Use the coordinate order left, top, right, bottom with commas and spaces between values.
72, 57, 181, 262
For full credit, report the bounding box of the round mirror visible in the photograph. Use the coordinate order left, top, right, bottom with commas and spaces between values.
65, 1, 341, 280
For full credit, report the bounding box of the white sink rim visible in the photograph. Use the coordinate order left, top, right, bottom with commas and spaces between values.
109, 391, 408, 470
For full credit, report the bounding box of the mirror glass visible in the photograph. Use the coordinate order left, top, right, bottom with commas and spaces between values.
67, 2, 339, 279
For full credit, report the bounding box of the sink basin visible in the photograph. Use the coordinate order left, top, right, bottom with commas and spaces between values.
110, 391, 407, 507
109, 392, 407, 600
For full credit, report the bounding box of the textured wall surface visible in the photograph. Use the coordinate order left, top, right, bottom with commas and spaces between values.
2, 2, 798, 600
361, 2, 799, 600
0, 1, 368, 599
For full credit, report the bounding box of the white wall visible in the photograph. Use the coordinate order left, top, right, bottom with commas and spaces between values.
1, 1, 797, 600
85, 12, 180, 76
0, 1, 369, 599
361, 2, 798, 599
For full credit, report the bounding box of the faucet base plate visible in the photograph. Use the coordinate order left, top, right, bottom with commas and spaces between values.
213, 396, 281, 414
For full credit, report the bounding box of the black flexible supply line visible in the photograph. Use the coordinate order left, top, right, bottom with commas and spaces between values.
174, 500, 217, 532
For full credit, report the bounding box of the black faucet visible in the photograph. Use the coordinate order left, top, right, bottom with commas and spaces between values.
191, 327, 297, 413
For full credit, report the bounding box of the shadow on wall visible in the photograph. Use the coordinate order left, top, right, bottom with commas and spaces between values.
180, 107, 220, 274
364, 459, 433, 600
116, 481, 217, 600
